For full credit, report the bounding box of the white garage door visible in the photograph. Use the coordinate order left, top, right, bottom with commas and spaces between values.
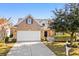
17, 31, 40, 42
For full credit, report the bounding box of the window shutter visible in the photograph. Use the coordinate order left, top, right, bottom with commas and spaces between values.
26, 19, 27, 24
31, 19, 33, 24
26, 18, 33, 24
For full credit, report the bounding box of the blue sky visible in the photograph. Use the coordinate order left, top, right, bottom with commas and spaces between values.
0, 3, 65, 25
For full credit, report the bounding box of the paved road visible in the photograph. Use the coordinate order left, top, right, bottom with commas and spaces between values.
7, 42, 56, 56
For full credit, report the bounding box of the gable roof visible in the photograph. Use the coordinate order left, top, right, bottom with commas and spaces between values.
16, 15, 41, 26
16, 15, 53, 28
16, 15, 43, 31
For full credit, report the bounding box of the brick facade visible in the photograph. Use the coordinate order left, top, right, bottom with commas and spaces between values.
16, 15, 41, 31
17, 19, 41, 31
12, 15, 55, 40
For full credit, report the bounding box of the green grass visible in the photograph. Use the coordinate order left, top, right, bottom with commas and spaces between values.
53, 33, 77, 42
54, 33, 70, 39
54, 33, 79, 39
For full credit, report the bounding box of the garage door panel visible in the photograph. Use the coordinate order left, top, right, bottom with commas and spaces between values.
17, 31, 40, 42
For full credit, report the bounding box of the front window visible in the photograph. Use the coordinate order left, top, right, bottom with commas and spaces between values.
26, 18, 33, 24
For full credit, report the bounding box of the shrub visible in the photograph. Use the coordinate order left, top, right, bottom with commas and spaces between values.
41, 38, 44, 42
12, 39, 16, 43
71, 42, 78, 48
10, 33, 13, 38
5, 37, 9, 43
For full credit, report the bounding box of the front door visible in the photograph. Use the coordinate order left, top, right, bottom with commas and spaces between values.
44, 31, 48, 37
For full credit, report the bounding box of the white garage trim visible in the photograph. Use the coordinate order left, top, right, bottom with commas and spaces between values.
17, 31, 41, 42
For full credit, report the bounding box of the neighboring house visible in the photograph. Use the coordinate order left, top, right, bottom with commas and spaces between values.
12, 15, 55, 41
0, 18, 10, 40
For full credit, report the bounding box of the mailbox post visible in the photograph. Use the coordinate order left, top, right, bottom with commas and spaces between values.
65, 41, 71, 56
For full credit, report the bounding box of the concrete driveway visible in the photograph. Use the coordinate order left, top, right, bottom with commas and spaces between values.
7, 42, 56, 56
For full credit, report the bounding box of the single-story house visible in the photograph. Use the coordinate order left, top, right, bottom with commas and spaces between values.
12, 15, 55, 42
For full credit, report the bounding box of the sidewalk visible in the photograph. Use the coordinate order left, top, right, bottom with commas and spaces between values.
7, 42, 56, 56
47, 37, 55, 42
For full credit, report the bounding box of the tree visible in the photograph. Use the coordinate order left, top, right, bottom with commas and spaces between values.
66, 3, 79, 44
49, 8, 67, 35
49, 3, 79, 45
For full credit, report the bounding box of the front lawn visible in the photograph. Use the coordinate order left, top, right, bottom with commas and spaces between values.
0, 43, 14, 56
45, 42, 79, 56
54, 33, 79, 42
44, 42, 66, 56
44, 32, 79, 56
69, 48, 79, 56
54, 33, 70, 39
54, 33, 71, 42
